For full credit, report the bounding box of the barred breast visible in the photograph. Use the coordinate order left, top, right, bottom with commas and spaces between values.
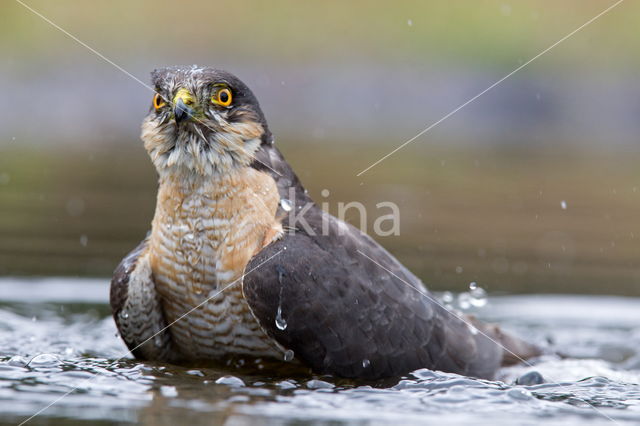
148, 167, 285, 361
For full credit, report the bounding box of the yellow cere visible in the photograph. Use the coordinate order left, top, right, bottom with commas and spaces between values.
173, 88, 196, 106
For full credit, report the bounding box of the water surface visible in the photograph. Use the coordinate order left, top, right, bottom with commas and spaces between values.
1, 279, 639, 425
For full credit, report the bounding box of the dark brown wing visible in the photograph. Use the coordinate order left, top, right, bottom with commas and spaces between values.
110, 239, 176, 362
244, 209, 504, 380
244, 144, 530, 380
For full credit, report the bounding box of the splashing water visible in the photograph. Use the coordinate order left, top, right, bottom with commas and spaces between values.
280, 199, 293, 212
275, 306, 287, 331
2, 279, 640, 425
283, 349, 295, 362
450, 283, 489, 311
469, 282, 488, 308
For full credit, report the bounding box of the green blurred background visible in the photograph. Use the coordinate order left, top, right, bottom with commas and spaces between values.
1, 0, 638, 294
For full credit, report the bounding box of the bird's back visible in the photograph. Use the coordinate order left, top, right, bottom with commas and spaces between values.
243, 145, 541, 380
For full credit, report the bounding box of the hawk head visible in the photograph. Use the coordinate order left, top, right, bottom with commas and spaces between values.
141, 66, 271, 176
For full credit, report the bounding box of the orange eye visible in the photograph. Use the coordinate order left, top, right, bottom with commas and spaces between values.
153, 93, 166, 110
212, 87, 232, 107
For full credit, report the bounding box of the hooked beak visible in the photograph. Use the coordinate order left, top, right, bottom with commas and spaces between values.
174, 98, 194, 123
173, 88, 195, 123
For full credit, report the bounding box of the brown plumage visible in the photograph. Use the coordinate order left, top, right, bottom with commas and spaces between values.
110, 66, 541, 379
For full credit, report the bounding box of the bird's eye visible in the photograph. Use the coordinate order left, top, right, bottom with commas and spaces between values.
153, 93, 166, 110
211, 87, 232, 107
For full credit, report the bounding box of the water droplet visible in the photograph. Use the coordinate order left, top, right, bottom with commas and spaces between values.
276, 380, 297, 390
160, 386, 178, 397
507, 388, 532, 401
154, 335, 163, 347
469, 282, 477, 291
457, 293, 471, 310
275, 306, 287, 330
7, 355, 28, 367
28, 353, 60, 368
280, 198, 293, 212
560, 200, 567, 210
470, 285, 488, 308
119, 310, 129, 320
441, 291, 454, 304
306, 379, 334, 389
215, 375, 245, 387
284, 349, 294, 362
362, 359, 370, 368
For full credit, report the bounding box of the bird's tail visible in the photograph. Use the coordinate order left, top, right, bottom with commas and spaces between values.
466, 315, 543, 366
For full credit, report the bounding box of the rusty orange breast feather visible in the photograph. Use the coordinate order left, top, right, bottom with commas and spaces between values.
146, 166, 285, 360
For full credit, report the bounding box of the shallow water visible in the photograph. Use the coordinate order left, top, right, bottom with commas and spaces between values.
1, 279, 639, 425
2, 146, 640, 297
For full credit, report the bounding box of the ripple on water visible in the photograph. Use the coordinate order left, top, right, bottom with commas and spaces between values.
1, 279, 640, 424
27, 353, 61, 368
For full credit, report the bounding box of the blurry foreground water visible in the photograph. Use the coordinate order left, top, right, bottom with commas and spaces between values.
1, 278, 640, 425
